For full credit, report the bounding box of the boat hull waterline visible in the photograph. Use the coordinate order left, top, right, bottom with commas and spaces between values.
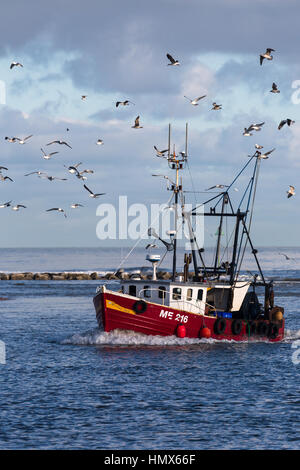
94, 289, 284, 342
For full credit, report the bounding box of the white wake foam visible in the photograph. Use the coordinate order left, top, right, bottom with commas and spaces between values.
61, 327, 300, 346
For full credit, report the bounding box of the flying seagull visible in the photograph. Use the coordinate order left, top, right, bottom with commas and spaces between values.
249, 122, 265, 131
184, 95, 206, 106
14, 135, 33, 144
96, 139, 104, 145
4, 137, 17, 143
278, 252, 295, 261
270, 82, 280, 93
46, 208, 67, 218
41, 148, 59, 160
0, 175, 13, 182
255, 144, 264, 149
24, 171, 47, 177
211, 102, 222, 110
12, 204, 26, 211
83, 184, 106, 198
81, 95, 87, 101
287, 186, 295, 198
251, 148, 275, 159
70, 203, 84, 209
146, 244, 158, 249
46, 140, 72, 149
260, 48, 275, 65
116, 100, 135, 107
10, 62, 23, 69
166, 53, 180, 66
0, 166, 8, 171
206, 184, 229, 191
0, 201, 12, 208
278, 119, 295, 130
132, 116, 143, 129
64, 163, 82, 174
40, 174, 67, 182
243, 127, 253, 136
154, 146, 168, 157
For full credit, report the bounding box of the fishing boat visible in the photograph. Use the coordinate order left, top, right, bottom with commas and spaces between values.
93, 124, 285, 342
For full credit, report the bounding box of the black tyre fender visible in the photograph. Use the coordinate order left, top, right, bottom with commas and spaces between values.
268, 322, 279, 339
132, 300, 147, 314
257, 321, 269, 336
214, 317, 227, 335
231, 319, 243, 335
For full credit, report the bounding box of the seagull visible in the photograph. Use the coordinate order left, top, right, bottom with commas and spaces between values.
46, 140, 72, 149
249, 122, 265, 131
12, 204, 26, 211
132, 116, 143, 129
0, 201, 12, 208
10, 62, 23, 69
41, 148, 59, 160
205, 184, 229, 191
184, 95, 206, 106
81, 95, 87, 101
83, 184, 106, 198
46, 208, 67, 218
166, 53, 180, 66
260, 48, 275, 65
278, 119, 295, 130
79, 169, 94, 175
24, 171, 47, 177
70, 203, 84, 209
116, 100, 135, 107
146, 243, 158, 249
0, 166, 8, 171
278, 252, 295, 261
74, 169, 94, 181
14, 135, 33, 144
40, 174, 67, 182
243, 127, 253, 136
252, 148, 275, 159
64, 163, 82, 174
270, 82, 280, 93
0, 175, 13, 182
255, 144, 264, 149
75, 172, 87, 181
96, 139, 104, 145
4, 137, 17, 143
211, 102, 222, 110
287, 186, 295, 198
154, 146, 168, 157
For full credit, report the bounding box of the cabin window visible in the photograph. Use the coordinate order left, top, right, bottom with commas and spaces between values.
129, 285, 136, 296
158, 286, 166, 299
197, 289, 203, 301
144, 286, 151, 298
172, 287, 182, 300
187, 288, 193, 301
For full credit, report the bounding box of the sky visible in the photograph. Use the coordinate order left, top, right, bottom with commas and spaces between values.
0, 0, 300, 249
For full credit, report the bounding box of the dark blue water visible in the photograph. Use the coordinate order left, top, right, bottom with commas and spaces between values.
0, 248, 300, 449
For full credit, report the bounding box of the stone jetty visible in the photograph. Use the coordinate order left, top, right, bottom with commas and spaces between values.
0, 271, 174, 281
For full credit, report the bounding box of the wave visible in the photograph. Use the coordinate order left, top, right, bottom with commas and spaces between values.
62, 327, 300, 347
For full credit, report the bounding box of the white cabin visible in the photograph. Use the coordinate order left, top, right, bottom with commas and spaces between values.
120, 279, 249, 315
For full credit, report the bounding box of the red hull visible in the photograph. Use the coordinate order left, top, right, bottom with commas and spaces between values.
93, 290, 284, 342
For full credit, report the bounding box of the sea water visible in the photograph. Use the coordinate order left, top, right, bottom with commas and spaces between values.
0, 247, 299, 449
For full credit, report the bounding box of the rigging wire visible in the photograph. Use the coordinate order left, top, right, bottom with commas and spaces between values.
234, 157, 261, 283
113, 192, 175, 275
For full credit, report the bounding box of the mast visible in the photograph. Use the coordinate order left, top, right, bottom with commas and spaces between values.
168, 123, 188, 282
